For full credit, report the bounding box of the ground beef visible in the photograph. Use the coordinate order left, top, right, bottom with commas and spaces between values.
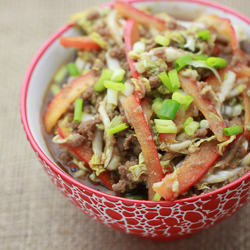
86, 10, 100, 21
94, 96, 103, 111
59, 151, 72, 165
153, 48, 166, 58
82, 86, 94, 100
109, 44, 126, 60
94, 21, 110, 39
215, 136, 245, 170
78, 114, 102, 141
230, 48, 250, 66
66, 103, 74, 112
224, 116, 243, 127
191, 128, 208, 139
240, 40, 250, 54
139, 25, 152, 39
67, 133, 86, 147
223, 166, 250, 185
112, 160, 147, 193
149, 75, 161, 89
92, 59, 104, 76
123, 134, 137, 150
145, 39, 157, 51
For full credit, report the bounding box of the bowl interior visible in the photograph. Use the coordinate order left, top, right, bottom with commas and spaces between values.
24, 0, 250, 197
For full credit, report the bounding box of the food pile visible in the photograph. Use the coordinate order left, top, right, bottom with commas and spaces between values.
43, 1, 250, 201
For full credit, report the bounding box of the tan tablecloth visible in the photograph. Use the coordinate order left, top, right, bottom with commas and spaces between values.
1, 0, 250, 249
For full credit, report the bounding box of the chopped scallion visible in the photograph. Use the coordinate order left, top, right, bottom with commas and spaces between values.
155, 119, 177, 133
73, 98, 83, 122
158, 72, 177, 92
152, 97, 163, 115
50, 83, 61, 96
206, 57, 228, 69
124, 195, 144, 200
107, 123, 129, 136
103, 80, 125, 91
111, 68, 126, 82
184, 121, 200, 136
153, 192, 161, 201
168, 69, 181, 90
54, 65, 67, 83
66, 63, 80, 77
133, 41, 146, 53
198, 30, 211, 40
174, 54, 192, 71
157, 99, 180, 120
154, 35, 170, 46
183, 117, 194, 129
94, 69, 114, 92
193, 54, 208, 61
200, 120, 209, 129
172, 92, 187, 104
223, 125, 243, 136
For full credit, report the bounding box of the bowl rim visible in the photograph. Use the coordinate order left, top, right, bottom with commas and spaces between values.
20, 0, 250, 204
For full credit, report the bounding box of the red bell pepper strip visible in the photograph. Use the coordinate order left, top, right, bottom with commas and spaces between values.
114, 1, 166, 31
123, 95, 164, 200
57, 126, 115, 190
195, 14, 237, 49
179, 75, 228, 142
124, 19, 140, 79
159, 105, 195, 143
153, 140, 220, 200
141, 98, 153, 130
153, 133, 243, 200
124, 19, 143, 101
43, 73, 96, 134
242, 80, 250, 140
60, 36, 101, 50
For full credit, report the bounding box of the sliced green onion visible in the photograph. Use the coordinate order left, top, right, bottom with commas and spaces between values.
94, 69, 114, 92
66, 63, 80, 77
155, 119, 177, 133
154, 35, 170, 46
153, 192, 161, 201
157, 99, 180, 120
172, 92, 187, 104
174, 54, 192, 71
50, 83, 61, 96
184, 121, 200, 136
54, 65, 67, 83
206, 57, 228, 69
103, 80, 125, 91
124, 195, 144, 200
198, 30, 211, 40
200, 119, 209, 129
73, 98, 83, 122
111, 68, 126, 82
158, 72, 177, 92
183, 95, 194, 110
107, 123, 129, 136
168, 69, 181, 90
183, 117, 194, 129
152, 97, 163, 115
133, 41, 146, 53
193, 54, 209, 61
223, 125, 243, 136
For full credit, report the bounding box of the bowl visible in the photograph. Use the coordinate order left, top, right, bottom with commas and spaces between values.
21, 0, 250, 241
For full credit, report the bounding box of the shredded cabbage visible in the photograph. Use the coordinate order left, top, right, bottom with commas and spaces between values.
188, 60, 221, 83
217, 135, 236, 155
204, 167, 242, 184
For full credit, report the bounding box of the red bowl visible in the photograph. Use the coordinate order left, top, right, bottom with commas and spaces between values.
20, 0, 250, 241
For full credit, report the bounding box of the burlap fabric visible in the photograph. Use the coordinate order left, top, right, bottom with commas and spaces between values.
1, 0, 250, 249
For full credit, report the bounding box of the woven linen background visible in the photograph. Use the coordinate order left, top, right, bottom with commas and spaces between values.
1, 0, 250, 249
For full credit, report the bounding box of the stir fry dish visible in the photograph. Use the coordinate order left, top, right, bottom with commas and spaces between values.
42, 1, 250, 201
